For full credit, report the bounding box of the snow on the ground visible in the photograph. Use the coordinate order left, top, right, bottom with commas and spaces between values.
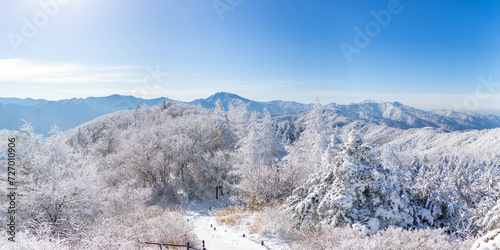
185, 202, 291, 250
471, 229, 500, 250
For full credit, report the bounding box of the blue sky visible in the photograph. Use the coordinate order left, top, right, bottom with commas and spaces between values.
1, 0, 499, 112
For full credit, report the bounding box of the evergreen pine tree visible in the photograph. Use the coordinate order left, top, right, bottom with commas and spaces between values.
286, 132, 413, 234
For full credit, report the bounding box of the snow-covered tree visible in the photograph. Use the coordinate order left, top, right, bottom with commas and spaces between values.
212, 98, 228, 121
235, 111, 287, 206
275, 119, 303, 145
281, 99, 329, 191
159, 98, 170, 110
76, 102, 238, 204
286, 132, 413, 234
19, 127, 104, 237
226, 99, 249, 138
402, 156, 496, 233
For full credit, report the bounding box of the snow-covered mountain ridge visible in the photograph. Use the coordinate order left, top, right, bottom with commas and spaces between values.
1, 92, 499, 133
0, 95, 165, 133
319, 100, 500, 131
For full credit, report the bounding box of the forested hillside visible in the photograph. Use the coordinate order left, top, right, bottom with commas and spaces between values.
1, 99, 498, 249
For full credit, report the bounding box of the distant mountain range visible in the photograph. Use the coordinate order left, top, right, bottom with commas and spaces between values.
1, 92, 499, 134
0, 95, 164, 134
320, 100, 500, 131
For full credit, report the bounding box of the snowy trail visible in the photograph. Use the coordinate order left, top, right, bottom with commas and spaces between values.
185, 203, 290, 250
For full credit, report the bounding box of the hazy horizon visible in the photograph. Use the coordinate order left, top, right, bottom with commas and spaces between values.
1, 92, 500, 116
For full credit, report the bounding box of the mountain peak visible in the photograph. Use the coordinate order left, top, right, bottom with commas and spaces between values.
208, 92, 248, 102
189, 92, 312, 115
360, 99, 382, 104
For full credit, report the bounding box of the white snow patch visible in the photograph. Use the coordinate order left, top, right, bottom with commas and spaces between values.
472, 229, 500, 250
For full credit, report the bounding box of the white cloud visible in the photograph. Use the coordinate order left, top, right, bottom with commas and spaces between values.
0, 58, 142, 84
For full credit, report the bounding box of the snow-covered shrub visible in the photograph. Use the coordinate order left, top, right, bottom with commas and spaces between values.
0, 229, 70, 250
292, 226, 356, 250
478, 202, 500, 231
78, 205, 198, 249
292, 226, 474, 250
0, 204, 197, 250
216, 206, 245, 227
252, 205, 300, 239
286, 132, 413, 234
